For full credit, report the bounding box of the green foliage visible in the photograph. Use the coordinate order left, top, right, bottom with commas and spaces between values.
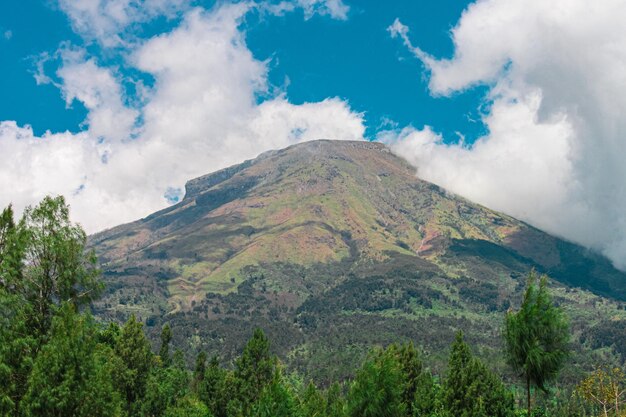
575, 366, 625, 416
115, 314, 154, 416
192, 351, 207, 392
141, 362, 190, 417
234, 328, 277, 413
197, 356, 228, 417
20, 196, 102, 339
0, 205, 26, 291
325, 382, 347, 417
347, 347, 406, 417
412, 371, 444, 417
386, 342, 424, 416
164, 396, 213, 417
0, 198, 105, 416
252, 371, 299, 417
0, 196, 616, 417
444, 332, 514, 417
300, 381, 326, 417
160, 324, 173, 367
22, 303, 121, 417
505, 271, 570, 413
0, 290, 36, 416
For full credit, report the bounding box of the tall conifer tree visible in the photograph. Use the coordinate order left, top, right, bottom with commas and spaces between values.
505, 271, 570, 415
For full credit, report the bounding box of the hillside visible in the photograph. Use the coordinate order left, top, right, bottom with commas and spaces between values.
91, 140, 626, 381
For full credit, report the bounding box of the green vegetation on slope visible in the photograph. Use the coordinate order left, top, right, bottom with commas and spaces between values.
2, 195, 626, 417
87, 140, 626, 383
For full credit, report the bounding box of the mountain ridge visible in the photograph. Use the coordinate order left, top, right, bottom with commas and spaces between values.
90, 139, 626, 380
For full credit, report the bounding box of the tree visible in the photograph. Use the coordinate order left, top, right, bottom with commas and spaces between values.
251, 371, 299, 417
576, 366, 626, 417
412, 370, 443, 417
192, 351, 207, 393
160, 324, 173, 367
234, 329, 276, 412
0, 206, 31, 413
22, 304, 121, 417
1, 198, 102, 415
141, 355, 190, 417
444, 332, 514, 417
165, 396, 213, 417
19, 196, 102, 340
347, 348, 406, 417
325, 382, 347, 417
386, 342, 425, 416
0, 204, 26, 291
115, 314, 154, 416
0, 289, 36, 416
504, 271, 570, 415
197, 356, 223, 414
300, 381, 326, 417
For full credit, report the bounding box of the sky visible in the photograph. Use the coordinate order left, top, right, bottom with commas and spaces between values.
1, 0, 626, 270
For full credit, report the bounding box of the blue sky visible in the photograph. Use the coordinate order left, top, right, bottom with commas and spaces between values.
0, 0, 484, 140
2, 0, 626, 269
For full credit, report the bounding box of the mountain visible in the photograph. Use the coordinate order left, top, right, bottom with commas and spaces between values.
91, 140, 626, 381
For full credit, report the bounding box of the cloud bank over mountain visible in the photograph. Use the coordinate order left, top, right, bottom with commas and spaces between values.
0, 0, 362, 232
386, 0, 626, 268
2, 0, 626, 271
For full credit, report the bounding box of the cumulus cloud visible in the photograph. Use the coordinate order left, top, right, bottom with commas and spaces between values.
57, 0, 350, 47
296, 0, 349, 20
57, 0, 191, 47
0, 2, 364, 232
260, 0, 349, 20
56, 48, 139, 144
386, 0, 626, 268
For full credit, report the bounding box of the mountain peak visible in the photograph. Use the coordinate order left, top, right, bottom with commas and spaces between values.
184, 140, 397, 200
93, 139, 626, 316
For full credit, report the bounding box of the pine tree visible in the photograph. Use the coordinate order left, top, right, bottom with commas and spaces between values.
412, 370, 443, 417
115, 314, 154, 416
22, 304, 121, 417
325, 382, 347, 417
164, 395, 213, 417
347, 348, 406, 417
504, 271, 570, 415
234, 329, 276, 412
160, 323, 173, 367
444, 332, 514, 417
198, 356, 230, 417
141, 352, 190, 417
251, 370, 299, 417
384, 342, 425, 416
192, 351, 207, 392
300, 381, 326, 417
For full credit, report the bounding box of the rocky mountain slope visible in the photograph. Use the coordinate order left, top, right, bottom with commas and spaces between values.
91, 140, 626, 381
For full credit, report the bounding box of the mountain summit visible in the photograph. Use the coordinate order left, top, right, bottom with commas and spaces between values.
91, 140, 626, 377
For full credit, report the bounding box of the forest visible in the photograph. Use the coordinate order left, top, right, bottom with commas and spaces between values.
1, 196, 624, 417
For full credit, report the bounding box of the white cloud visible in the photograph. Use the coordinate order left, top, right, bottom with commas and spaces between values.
57, 0, 191, 47
296, 0, 349, 20
0, 2, 364, 233
56, 48, 139, 144
387, 0, 626, 268
3, 30, 12, 40
57, 0, 349, 47
260, 0, 349, 20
